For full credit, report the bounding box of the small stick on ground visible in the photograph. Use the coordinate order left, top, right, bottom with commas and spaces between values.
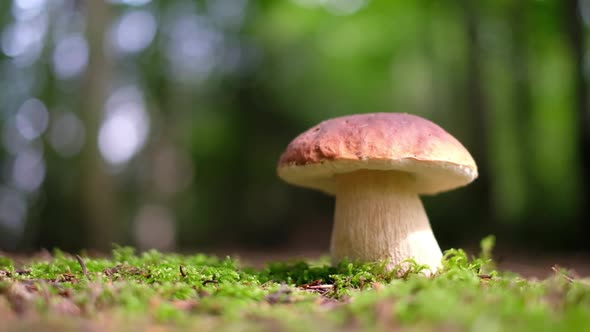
300, 280, 323, 288
179, 265, 187, 278
552, 265, 575, 283
299, 280, 335, 296
75, 255, 89, 280
302, 284, 334, 290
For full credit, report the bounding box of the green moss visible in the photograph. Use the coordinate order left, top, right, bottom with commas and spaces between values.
0, 236, 589, 331
0, 256, 12, 269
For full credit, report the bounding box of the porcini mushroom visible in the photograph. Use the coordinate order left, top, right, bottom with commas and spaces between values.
277, 113, 477, 271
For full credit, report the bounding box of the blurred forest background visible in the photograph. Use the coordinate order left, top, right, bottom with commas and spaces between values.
0, 0, 589, 255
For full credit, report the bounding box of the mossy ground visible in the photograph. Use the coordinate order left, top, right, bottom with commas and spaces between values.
1, 237, 589, 331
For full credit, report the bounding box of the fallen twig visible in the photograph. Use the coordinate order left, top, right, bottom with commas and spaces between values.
303, 284, 334, 290
299, 280, 335, 295
75, 255, 89, 280
179, 265, 187, 278
478, 274, 493, 280
552, 265, 575, 283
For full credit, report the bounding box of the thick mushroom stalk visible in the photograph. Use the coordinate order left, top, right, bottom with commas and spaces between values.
330, 170, 443, 271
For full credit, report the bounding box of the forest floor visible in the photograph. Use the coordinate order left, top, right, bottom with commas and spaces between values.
1, 238, 590, 331
216, 248, 590, 279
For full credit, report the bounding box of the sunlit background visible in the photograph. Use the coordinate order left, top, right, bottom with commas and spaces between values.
0, 0, 589, 255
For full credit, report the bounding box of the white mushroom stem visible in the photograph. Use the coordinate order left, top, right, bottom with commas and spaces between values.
330, 170, 443, 271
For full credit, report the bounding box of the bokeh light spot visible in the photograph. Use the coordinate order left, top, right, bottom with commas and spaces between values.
109, 0, 152, 6
133, 204, 175, 250
12, 0, 47, 21
98, 86, 150, 166
11, 148, 45, 193
15, 98, 49, 140
110, 10, 157, 55
153, 145, 194, 195
1, 14, 47, 66
164, 12, 222, 82
52, 34, 88, 79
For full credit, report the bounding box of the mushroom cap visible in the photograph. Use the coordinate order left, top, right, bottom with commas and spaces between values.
277, 113, 477, 195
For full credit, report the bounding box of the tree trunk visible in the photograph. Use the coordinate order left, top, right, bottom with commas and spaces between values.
509, 2, 536, 211
461, 0, 495, 231
564, 0, 590, 248
80, 0, 118, 251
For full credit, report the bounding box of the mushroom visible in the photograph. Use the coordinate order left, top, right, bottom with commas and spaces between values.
277, 113, 477, 271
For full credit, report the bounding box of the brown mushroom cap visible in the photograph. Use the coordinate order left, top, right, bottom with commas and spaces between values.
277, 113, 478, 195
